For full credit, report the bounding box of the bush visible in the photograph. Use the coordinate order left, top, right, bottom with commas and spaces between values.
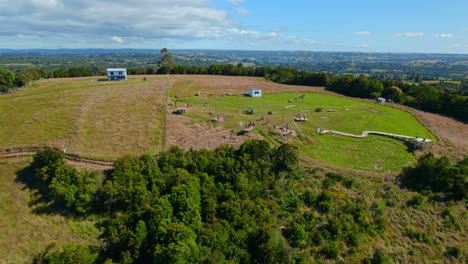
407, 194, 425, 208
363, 249, 392, 264
401, 154, 467, 201
34, 243, 98, 264
444, 246, 463, 258
321, 242, 340, 259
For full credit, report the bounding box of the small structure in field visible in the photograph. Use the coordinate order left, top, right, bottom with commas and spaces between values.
107, 68, 127, 81
210, 114, 225, 122
315, 107, 323, 112
376, 97, 386, 104
244, 108, 255, 115
239, 121, 256, 134
294, 112, 308, 122
247, 88, 262, 97
174, 108, 186, 115
173, 100, 191, 115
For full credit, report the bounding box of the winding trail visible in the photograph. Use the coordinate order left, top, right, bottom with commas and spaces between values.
0, 148, 114, 170
324, 130, 434, 143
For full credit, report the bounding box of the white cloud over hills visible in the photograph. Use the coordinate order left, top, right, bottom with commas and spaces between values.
0, 0, 319, 49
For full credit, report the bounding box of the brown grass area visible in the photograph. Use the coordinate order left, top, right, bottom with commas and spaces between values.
0, 76, 166, 160
0, 157, 98, 263
160, 74, 319, 96
66, 77, 166, 159
165, 113, 261, 150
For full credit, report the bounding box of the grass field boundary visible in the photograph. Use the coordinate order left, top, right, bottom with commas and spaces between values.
0, 146, 114, 168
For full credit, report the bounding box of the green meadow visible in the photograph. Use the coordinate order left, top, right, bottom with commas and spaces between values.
182, 92, 434, 172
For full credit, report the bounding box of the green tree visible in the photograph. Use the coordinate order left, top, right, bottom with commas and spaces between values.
158, 48, 175, 74
34, 243, 98, 264
0, 68, 16, 92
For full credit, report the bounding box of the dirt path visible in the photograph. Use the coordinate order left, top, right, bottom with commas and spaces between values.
326, 130, 433, 142
0, 149, 114, 171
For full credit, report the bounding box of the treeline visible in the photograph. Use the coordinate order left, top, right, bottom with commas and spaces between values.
327, 75, 468, 122
401, 153, 467, 201
0, 67, 100, 93
114, 65, 468, 122
32, 141, 388, 263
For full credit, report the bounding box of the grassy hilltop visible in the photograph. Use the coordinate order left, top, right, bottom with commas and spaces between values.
0, 75, 465, 263
0, 75, 433, 172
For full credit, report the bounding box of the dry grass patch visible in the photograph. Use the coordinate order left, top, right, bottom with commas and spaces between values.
0, 157, 98, 264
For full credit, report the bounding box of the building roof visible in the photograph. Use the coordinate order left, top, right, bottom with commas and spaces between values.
107, 68, 127, 71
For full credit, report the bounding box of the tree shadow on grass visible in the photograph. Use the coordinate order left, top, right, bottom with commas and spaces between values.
15, 164, 71, 216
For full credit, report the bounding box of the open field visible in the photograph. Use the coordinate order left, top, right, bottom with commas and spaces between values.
0, 74, 450, 172
422, 80, 461, 85
0, 157, 99, 263
179, 91, 434, 172
0, 76, 166, 160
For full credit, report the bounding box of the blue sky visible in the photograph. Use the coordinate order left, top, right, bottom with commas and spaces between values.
0, 0, 467, 53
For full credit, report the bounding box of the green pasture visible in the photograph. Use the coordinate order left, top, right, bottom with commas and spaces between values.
180, 92, 434, 172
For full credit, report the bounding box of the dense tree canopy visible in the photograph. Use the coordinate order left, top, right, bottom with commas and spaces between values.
32, 141, 392, 263
402, 154, 467, 200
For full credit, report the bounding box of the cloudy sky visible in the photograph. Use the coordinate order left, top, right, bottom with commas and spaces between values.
0, 0, 467, 53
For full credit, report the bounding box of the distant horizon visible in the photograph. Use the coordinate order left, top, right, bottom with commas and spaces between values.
1, 48, 468, 56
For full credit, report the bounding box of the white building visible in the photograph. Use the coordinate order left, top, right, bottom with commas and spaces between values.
247, 88, 262, 97
376, 97, 386, 104
107, 68, 127, 81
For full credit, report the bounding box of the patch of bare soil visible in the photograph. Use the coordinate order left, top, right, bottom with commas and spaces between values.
165, 114, 261, 150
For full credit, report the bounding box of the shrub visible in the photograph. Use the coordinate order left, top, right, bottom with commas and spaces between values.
444, 246, 462, 258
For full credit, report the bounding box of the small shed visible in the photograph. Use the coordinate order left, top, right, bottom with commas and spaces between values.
247, 88, 262, 97
376, 98, 386, 104
107, 68, 127, 81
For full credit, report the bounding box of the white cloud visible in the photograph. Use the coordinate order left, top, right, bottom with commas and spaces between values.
434, 33, 455, 38
31, 0, 63, 9
233, 7, 250, 15
395, 32, 424, 38
0, 1, 230, 41
0, 0, 324, 50
228, 0, 245, 4
353, 31, 372, 36
111, 36, 124, 44
229, 28, 260, 37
